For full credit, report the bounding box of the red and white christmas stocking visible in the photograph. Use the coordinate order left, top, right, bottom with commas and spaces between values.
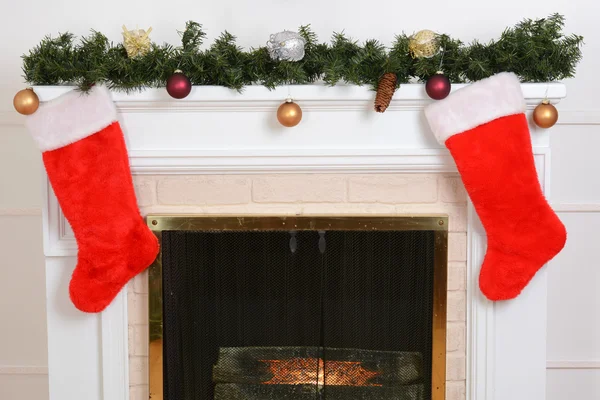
26, 86, 159, 313
424, 72, 566, 300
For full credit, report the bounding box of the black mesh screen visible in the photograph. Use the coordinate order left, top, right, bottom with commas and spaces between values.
162, 230, 435, 400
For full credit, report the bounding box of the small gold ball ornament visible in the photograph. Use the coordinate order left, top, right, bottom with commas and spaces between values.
533, 100, 558, 129
409, 30, 440, 59
13, 88, 40, 115
277, 99, 302, 127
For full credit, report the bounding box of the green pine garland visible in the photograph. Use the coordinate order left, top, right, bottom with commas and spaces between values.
22, 13, 583, 93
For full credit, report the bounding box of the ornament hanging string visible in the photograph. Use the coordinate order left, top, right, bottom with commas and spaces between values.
437, 48, 445, 73
533, 83, 559, 128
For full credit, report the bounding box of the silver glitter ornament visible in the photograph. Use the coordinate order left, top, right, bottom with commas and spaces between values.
267, 30, 306, 62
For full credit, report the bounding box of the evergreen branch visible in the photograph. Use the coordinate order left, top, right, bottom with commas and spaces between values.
180, 21, 206, 52
21, 14, 583, 92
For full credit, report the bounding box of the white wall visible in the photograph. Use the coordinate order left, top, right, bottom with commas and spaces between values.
0, 1, 598, 399
546, 124, 600, 400
0, 124, 48, 399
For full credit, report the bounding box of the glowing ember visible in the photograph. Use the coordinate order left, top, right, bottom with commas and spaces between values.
260, 357, 382, 386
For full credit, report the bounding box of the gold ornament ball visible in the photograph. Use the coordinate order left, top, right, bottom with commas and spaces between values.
277, 100, 302, 127
409, 30, 440, 59
13, 88, 40, 115
533, 101, 558, 129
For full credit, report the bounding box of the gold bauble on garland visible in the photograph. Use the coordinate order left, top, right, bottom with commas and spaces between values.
277, 99, 302, 127
122, 25, 153, 58
13, 88, 39, 115
533, 100, 558, 128
409, 30, 440, 58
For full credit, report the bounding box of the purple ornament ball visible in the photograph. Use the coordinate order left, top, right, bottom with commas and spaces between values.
166, 71, 192, 99
425, 73, 451, 100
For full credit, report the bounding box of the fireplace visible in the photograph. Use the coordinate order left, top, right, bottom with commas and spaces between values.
147, 216, 448, 400
34, 82, 562, 400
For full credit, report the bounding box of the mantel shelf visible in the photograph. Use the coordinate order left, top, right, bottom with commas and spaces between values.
33, 82, 566, 113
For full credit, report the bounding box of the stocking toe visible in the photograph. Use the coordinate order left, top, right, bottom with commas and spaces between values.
479, 249, 540, 301
69, 262, 129, 313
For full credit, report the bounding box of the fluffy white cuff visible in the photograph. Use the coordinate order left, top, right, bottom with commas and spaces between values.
424, 72, 526, 144
25, 85, 117, 152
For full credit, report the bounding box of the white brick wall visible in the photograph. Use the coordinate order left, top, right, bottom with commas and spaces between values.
253, 175, 347, 203
128, 173, 468, 400
446, 353, 467, 381
156, 176, 252, 205
447, 291, 467, 322
447, 322, 466, 353
129, 355, 148, 386
133, 177, 157, 207
448, 262, 467, 291
348, 174, 438, 203
446, 380, 466, 400
439, 176, 468, 204
448, 233, 467, 261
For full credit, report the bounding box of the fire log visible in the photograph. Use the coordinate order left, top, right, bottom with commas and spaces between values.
212, 346, 423, 387
214, 382, 425, 400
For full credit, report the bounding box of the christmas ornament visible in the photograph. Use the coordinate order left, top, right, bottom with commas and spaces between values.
267, 31, 306, 62
122, 25, 153, 58
409, 30, 440, 58
374, 73, 398, 113
425, 72, 451, 100
277, 99, 302, 127
166, 70, 192, 99
424, 72, 566, 301
13, 88, 39, 115
24, 85, 159, 313
533, 100, 558, 128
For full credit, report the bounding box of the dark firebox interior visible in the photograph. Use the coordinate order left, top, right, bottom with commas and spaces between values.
161, 230, 435, 400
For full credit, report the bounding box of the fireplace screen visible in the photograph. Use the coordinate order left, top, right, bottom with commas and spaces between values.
148, 217, 447, 400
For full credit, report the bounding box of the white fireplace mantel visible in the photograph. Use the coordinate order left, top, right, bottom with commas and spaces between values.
36, 82, 566, 400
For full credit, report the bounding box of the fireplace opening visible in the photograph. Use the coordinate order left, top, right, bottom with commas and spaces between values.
148, 216, 447, 400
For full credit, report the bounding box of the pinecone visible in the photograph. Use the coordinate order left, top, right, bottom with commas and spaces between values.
374, 73, 398, 113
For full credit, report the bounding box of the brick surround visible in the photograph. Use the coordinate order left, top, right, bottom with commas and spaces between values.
127, 173, 468, 400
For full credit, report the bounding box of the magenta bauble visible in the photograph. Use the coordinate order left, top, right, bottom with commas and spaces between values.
425, 73, 451, 100
166, 70, 192, 99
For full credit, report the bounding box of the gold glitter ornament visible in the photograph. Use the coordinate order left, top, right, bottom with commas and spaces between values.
122, 25, 153, 58
409, 30, 440, 59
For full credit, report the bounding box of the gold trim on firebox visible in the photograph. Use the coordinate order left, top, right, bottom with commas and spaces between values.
147, 215, 448, 400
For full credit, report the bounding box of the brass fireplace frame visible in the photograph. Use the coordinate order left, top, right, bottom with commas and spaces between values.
146, 215, 448, 400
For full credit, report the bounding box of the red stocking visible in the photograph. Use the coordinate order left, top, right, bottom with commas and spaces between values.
26, 86, 159, 312
425, 72, 566, 300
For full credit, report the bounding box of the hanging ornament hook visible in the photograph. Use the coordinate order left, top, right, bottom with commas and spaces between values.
542, 83, 550, 104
